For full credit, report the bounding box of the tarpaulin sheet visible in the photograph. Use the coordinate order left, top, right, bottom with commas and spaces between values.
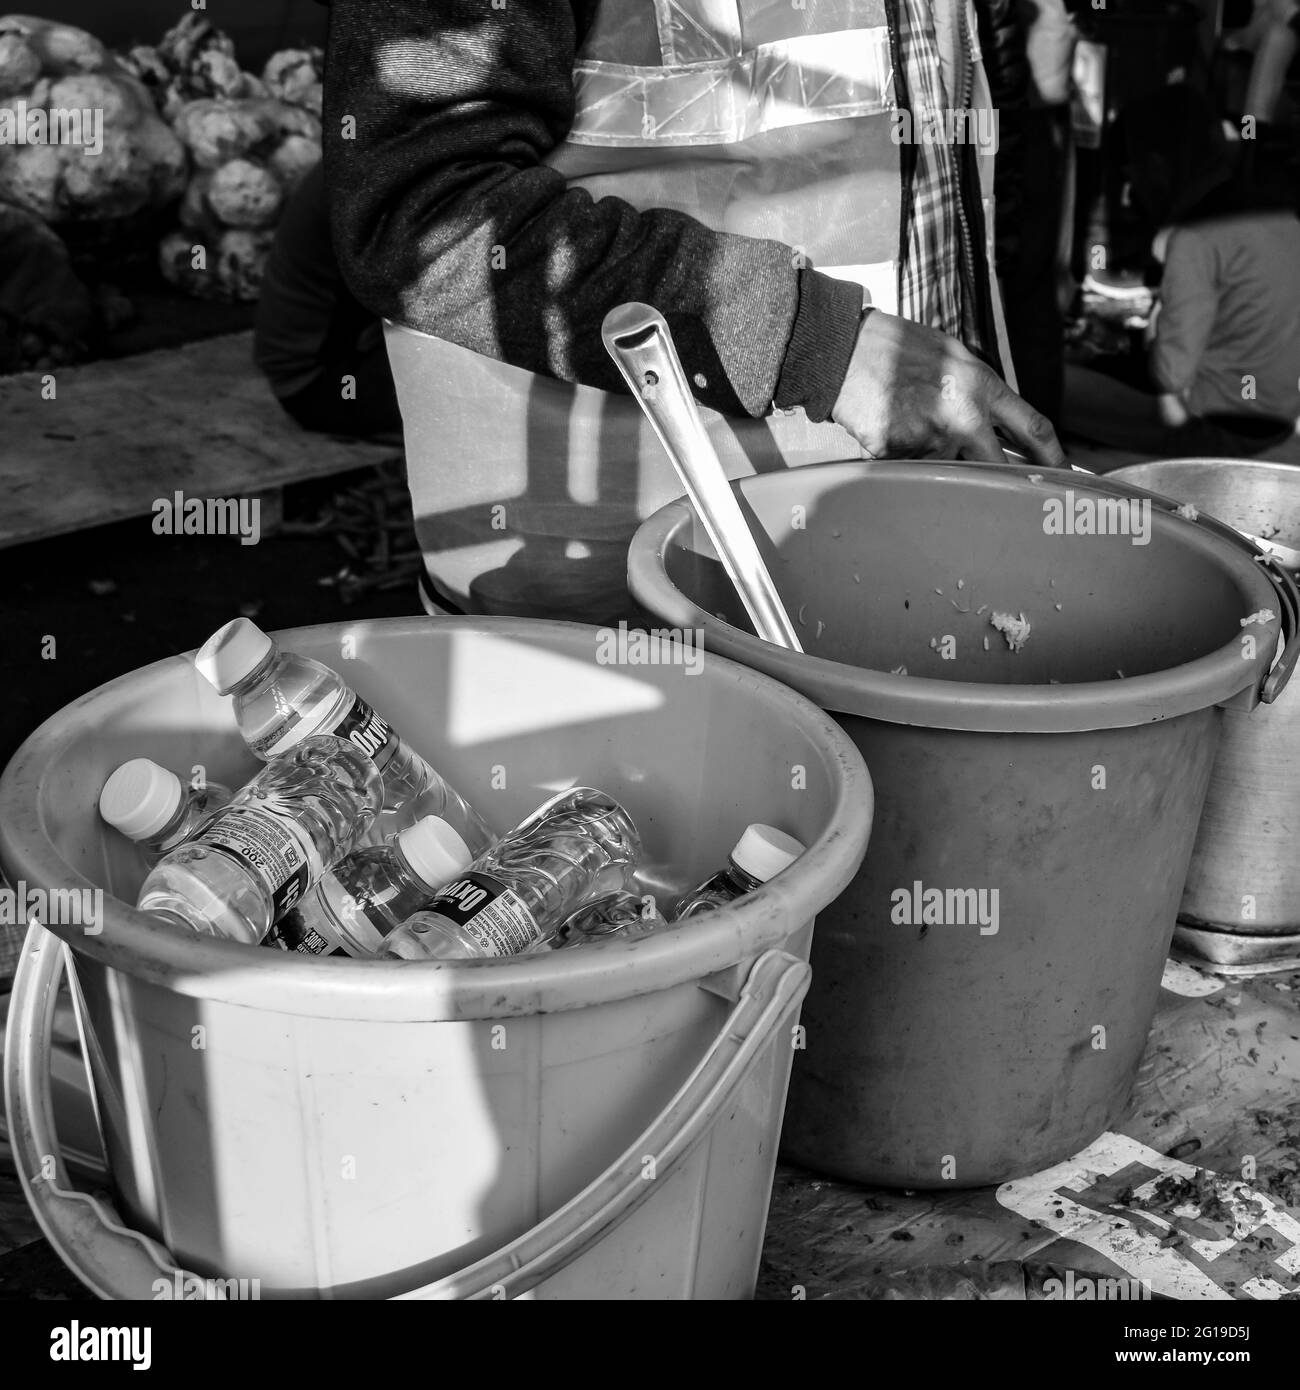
758, 959, 1300, 1300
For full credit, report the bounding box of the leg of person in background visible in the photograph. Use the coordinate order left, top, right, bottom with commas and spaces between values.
276, 323, 404, 443
1064, 363, 1297, 459
1001, 106, 1068, 428
1225, 0, 1300, 121
1063, 362, 1170, 456
1244, 8, 1299, 121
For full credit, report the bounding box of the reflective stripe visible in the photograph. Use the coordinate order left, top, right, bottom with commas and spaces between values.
650, 0, 889, 64
567, 29, 895, 146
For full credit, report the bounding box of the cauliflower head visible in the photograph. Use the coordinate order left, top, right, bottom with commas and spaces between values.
206, 157, 282, 228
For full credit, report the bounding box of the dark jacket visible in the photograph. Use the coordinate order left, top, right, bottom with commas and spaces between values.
321, 1, 999, 421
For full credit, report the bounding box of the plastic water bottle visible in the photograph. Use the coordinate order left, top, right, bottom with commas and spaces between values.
382, 788, 641, 960
266, 815, 474, 956
674, 825, 806, 919
137, 735, 382, 944
194, 618, 492, 853
99, 759, 233, 856
546, 887, 667, 949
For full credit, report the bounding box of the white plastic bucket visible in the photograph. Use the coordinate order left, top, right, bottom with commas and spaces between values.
1, 618, 872, 1299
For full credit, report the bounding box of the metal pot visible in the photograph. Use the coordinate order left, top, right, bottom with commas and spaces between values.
1109, 459, 1300, 969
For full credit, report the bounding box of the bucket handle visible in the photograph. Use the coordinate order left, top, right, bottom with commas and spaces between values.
4, 920, 809, 1301
1254, 553, 1300, 704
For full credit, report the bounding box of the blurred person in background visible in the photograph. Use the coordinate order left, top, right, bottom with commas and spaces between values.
1063, 85, 1300, 459
254, 161, 402, 442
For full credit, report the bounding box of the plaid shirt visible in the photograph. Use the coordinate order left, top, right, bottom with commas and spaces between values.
896, 0, 988, 357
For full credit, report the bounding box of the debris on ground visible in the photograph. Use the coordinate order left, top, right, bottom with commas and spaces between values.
280, 459, 419, 603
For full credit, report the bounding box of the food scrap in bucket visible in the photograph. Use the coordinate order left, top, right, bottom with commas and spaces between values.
1240, 609, 1277, 627
1174, 502, 1200, 521
989, 611, 1031, 653
890, 665, 908, 676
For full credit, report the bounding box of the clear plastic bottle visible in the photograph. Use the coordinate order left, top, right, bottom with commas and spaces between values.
194, 617, 492, 853
99, 759, 233, 856
546, 886, 667, 950
266, 815, 474, 957
137, 735, 382, 944
382, 788, 641, 961
674, 825, 806, 919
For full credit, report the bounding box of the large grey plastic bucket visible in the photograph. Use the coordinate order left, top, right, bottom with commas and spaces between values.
628, 459, 1299, 1187
1, 618, 872, 1298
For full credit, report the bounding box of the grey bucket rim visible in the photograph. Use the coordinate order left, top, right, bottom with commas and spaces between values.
0, 616, 873, 1023
627, 458, 1298, 734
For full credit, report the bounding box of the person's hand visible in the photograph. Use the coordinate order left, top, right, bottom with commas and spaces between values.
830, 309, 1066, 468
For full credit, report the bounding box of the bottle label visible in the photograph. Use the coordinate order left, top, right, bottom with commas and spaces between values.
429, 872, 539, 957
200, 807, 322, 918
330, 694, 399, 771
264, 917, 336, 955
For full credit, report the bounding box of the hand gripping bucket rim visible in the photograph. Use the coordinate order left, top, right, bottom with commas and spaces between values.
0, 616, 875, 1298
627, 459, 1300, 732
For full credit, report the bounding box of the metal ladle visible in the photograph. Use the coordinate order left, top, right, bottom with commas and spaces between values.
602, 303, 804, 652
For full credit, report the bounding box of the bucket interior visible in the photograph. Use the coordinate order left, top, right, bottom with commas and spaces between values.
13, 621, 850, 924
664, 463, 1270, 689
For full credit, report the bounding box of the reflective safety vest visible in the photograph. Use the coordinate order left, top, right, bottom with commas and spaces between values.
389, 0, 1016, 624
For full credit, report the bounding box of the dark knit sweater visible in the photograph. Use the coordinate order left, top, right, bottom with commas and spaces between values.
321, 0, 866, 421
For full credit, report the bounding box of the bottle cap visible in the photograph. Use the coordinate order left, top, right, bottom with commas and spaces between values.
730, 824, 806, 883
195, 618, 275, 694
99, 759, 184, 841
398, 816, 474, 890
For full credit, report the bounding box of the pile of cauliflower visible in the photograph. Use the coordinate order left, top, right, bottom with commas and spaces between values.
122, 15, 324, 302
0, 13, 322, 306
0, 15, 188, 223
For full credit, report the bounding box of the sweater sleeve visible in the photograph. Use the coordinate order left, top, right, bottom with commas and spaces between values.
1150, 228, 1220, 397
323, 0, 864, 420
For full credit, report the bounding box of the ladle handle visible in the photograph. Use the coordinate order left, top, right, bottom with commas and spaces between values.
601, 304, 803, 652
